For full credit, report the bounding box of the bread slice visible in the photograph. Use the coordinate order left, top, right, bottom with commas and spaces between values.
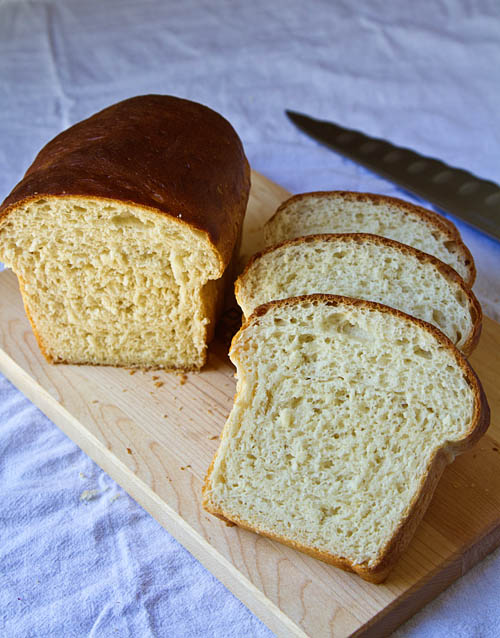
203, 295, 489, 583
264, 191, 475, 286
0, 95, 250, 370
235, 233, 482, 355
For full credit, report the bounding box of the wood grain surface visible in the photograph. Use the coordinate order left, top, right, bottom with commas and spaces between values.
1, 171, 499, 638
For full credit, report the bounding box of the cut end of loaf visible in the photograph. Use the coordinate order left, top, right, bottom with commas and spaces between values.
203, 295, 488, 581
0, 94, 251, 371
0, 196, 224, 370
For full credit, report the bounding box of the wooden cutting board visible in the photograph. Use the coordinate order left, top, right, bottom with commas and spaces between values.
1, 171, 499, 638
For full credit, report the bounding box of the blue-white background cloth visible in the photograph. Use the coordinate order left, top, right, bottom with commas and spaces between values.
1, 1, 499, 636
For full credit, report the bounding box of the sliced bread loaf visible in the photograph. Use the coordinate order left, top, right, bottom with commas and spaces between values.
203, 295, 489, 583
264, 191, 475, 286
235, 233, 481, 355
0, 95, 250, 370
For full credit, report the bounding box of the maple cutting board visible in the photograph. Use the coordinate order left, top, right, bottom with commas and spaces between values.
1, 171, 499, 638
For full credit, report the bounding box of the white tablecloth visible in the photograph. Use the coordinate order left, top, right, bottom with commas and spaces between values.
1, 1, 499, 636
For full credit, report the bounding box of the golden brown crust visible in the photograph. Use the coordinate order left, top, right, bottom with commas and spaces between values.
0, 95, 251, 273
235, 232, 482, 355
203, 294, 490, 582
266, 191, 476, 286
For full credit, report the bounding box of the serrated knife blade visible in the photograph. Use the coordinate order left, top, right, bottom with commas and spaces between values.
286, 110, 500, 242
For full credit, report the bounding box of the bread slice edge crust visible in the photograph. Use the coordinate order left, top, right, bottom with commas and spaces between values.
264, 191, 476, 287
202, 294, 490, 583
235, 232, 482, 355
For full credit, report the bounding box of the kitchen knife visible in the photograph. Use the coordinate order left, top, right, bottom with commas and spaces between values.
286, 110, 500, 242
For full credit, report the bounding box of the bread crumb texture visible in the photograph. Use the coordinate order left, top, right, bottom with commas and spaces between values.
0, 197, 221, 369
264, 192, 473, 284
204, 297, 480, 571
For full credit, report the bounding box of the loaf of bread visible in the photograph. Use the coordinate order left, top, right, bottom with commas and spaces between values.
0, 95, 250, 370
264, 191, 475, 286
203, 295, 489, 583
235, 233, 481, 355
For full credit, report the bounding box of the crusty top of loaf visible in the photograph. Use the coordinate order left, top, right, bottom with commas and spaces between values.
0, 95, 251, 272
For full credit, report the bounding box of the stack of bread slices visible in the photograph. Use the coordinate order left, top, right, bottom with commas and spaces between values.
203, 190, 490, 583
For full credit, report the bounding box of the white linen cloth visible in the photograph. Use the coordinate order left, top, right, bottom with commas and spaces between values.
0, 0, 499, 635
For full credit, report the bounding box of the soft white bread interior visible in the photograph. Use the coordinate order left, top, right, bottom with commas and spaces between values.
0, 197, 224, 369
203, 295, 489, 582
264, 191, 475, 286
235, 233, 482, 355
